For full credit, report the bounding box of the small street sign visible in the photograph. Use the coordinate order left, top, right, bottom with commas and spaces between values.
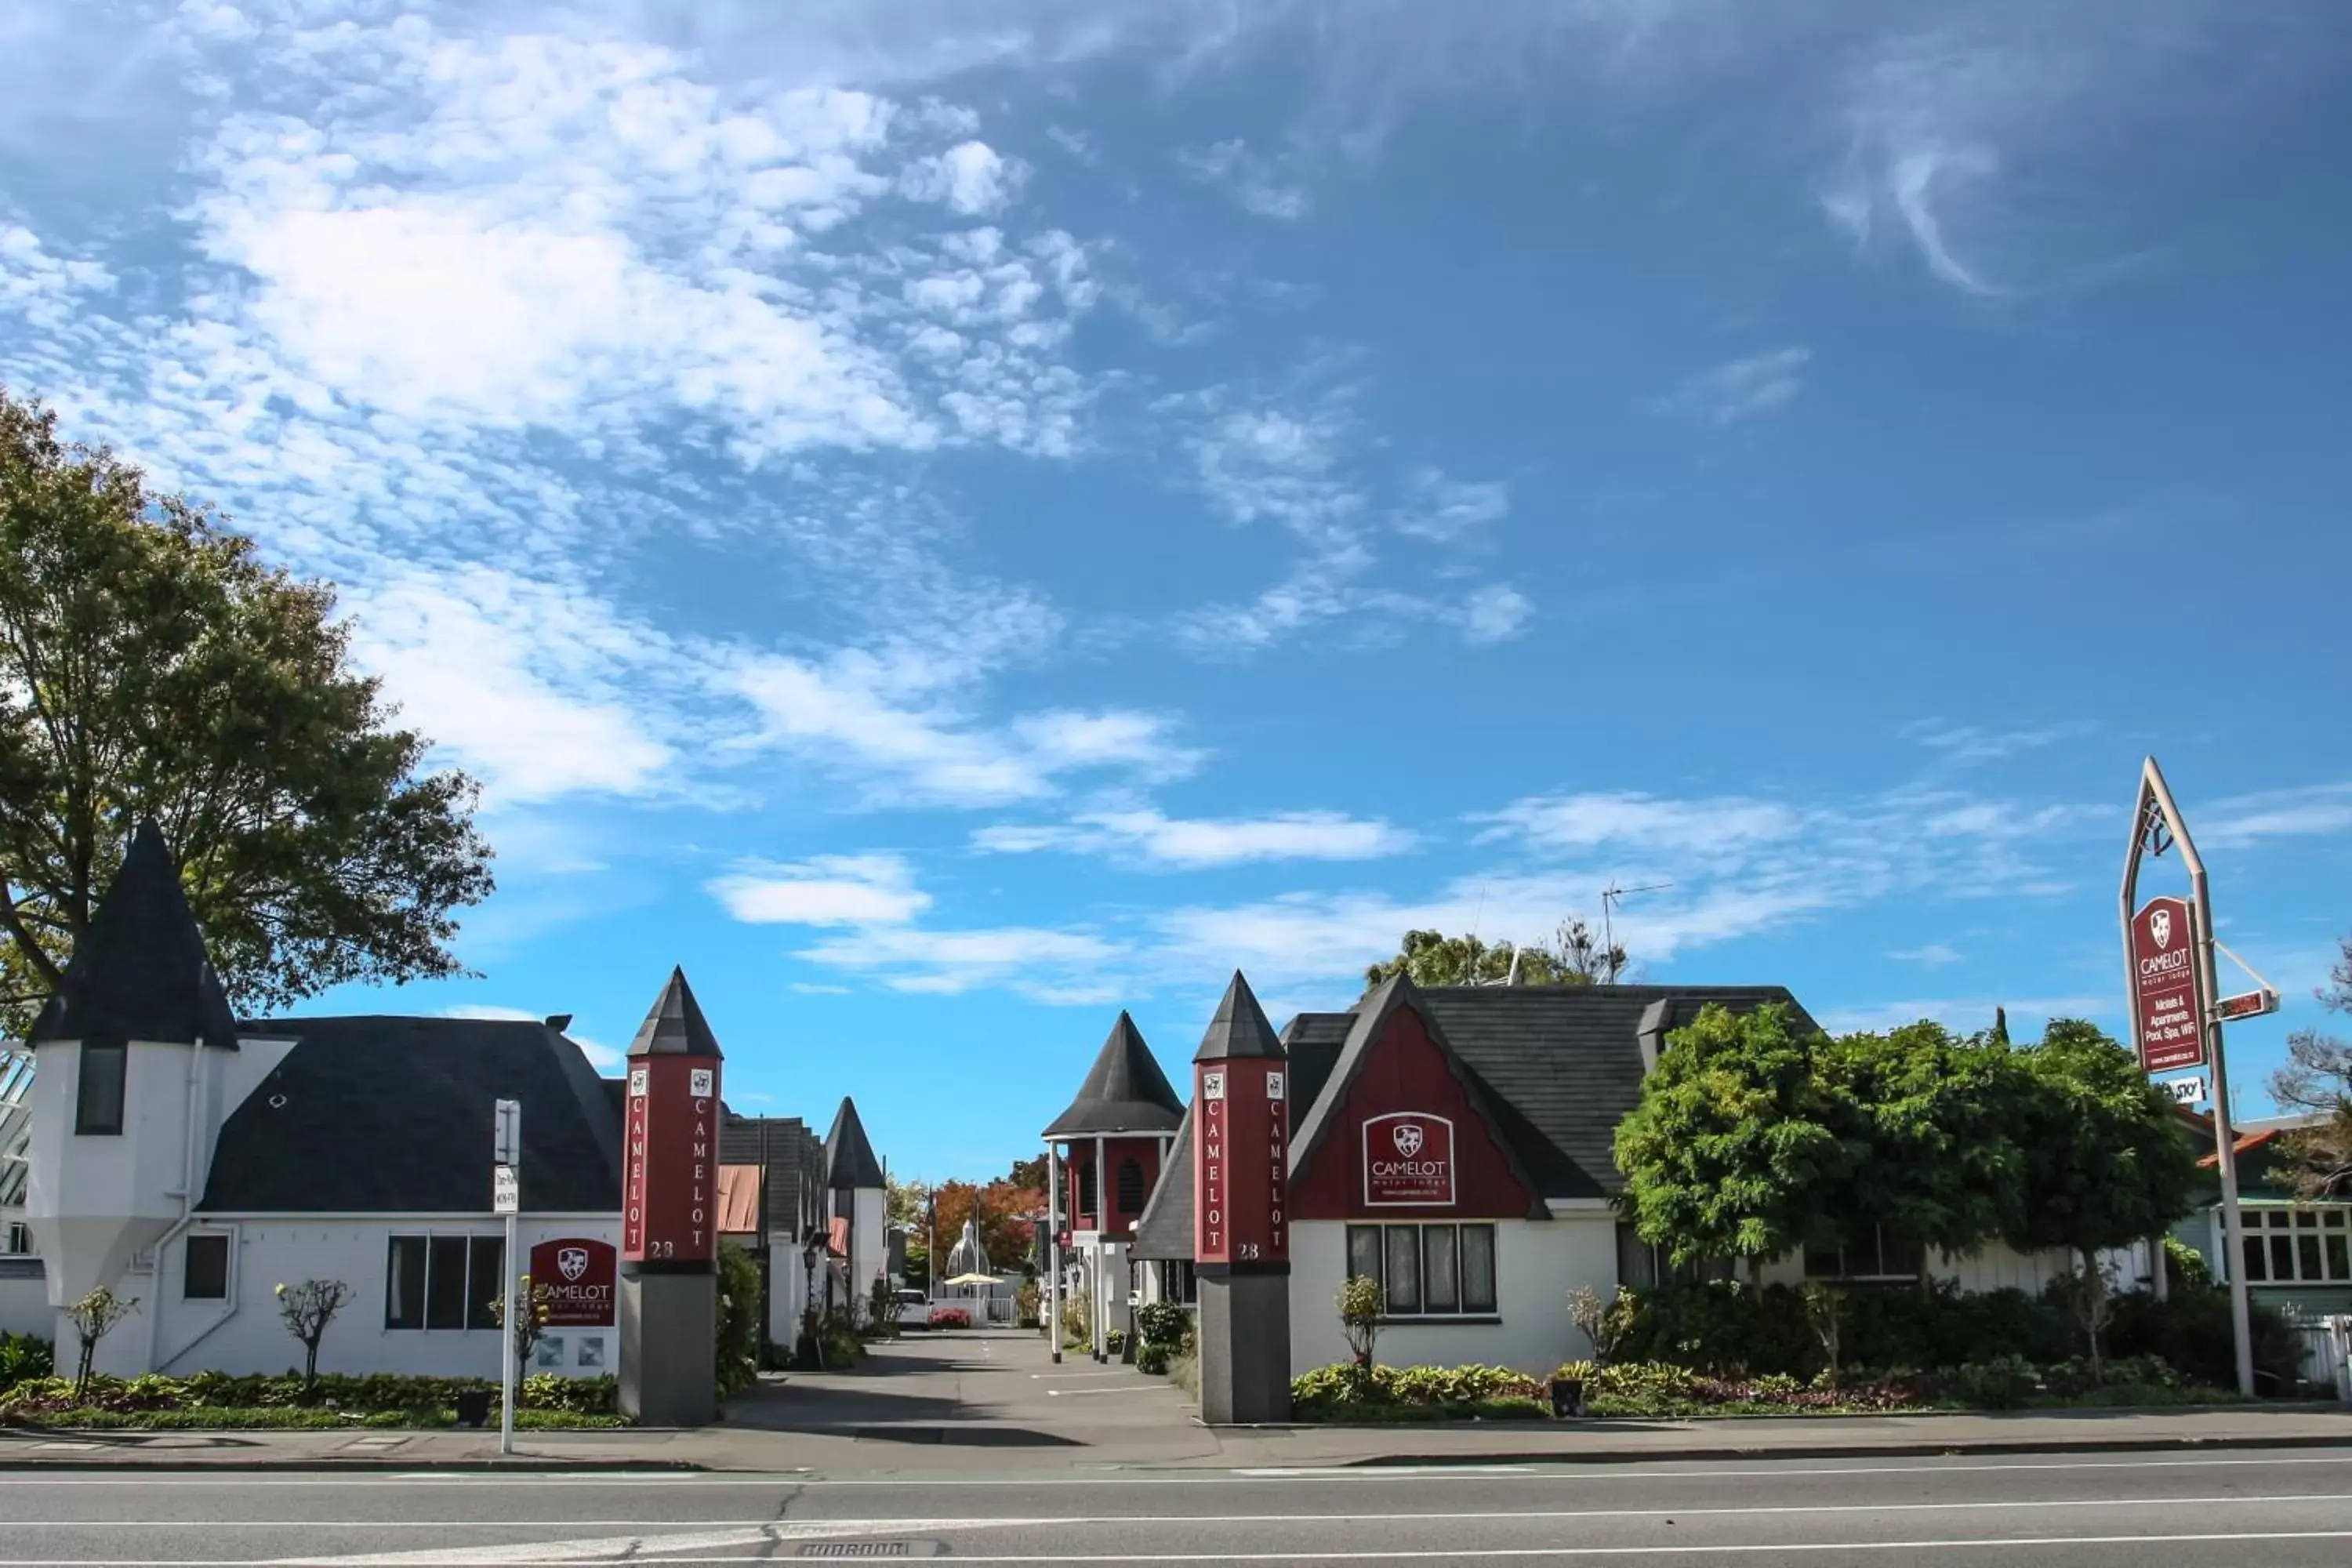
493, 1164, 519, 1215
2215, 989, 2279, 1022
2164, 1073, 2210, 1107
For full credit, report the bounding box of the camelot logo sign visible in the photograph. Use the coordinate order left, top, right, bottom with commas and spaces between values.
2132, 895, 2208, 1073
529, 1237, 616, 1327
1363, 1112, 1456, 1207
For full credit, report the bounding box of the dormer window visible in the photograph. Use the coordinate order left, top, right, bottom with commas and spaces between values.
75, 1041, 127, 1136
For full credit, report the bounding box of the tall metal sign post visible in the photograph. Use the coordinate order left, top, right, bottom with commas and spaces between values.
492, 1097, 521, 1456
2122, 757, 2253, 1397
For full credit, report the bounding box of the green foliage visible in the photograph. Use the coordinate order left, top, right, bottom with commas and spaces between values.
862, 1274, 902, 1341
1290, 1363, 1547, 1421
1613, 1004, 1847, 1265
1016, 1279, 1041, 1327
1820, 1022, 2026, 1261
1059, 1288, 1094, 1353
63, 1286, 138, 1397
1105, 1327, 1127, 1355
1338, 1275, 1385, 1372
2266, 937, 2352, 1198
0, 389, 495, 1040
1136, 1341, 1171, 1375
2163, 1236, 2212, 1292
1567, 1285, 1636, 1366
272, 1279, 354, 1388
1134, 1301, 1191, 1351
1615, 1279, 1817, 1375
714, 1243, 762, 1398
0, 1332, 53, 1392
0, 1370, 621, 1421
1363, 917, 1624, 993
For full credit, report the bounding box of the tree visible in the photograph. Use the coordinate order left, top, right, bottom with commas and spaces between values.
927, 1174, 1047, 1278
64, 1284, 136, 1399
1338, 1274, 1383, 1385
1362, 916, 1626, 994
1613, 1003, 1853, 1272
2270, 932, 2352, 1199
1567, 1283, 1635, 1367
486, 1273, 551, 1370
274, 1278, 353, 1389
0, 389, 495, 1037
1005, 1152, 1047, 1192
2002, 1019, 2200, 1377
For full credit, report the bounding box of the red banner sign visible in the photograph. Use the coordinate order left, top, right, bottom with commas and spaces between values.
1194, 1062, 1289, 1268
1363, 1112, 1457, 1207
529, 1237, 617, 1327
621, 1055, 721, 1265
2130, 896, 2208, 1073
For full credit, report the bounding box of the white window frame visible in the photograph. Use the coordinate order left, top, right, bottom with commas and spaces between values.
2233, 1204, 2352, 1287
384, 1231, 506, 1332
1802, 1225, 1926, 1284
181, 1229, 235, 1301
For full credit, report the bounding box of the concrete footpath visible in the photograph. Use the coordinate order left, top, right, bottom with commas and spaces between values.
8, 1330, 2352, 1473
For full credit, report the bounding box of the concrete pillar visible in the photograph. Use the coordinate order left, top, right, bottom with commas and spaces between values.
619, 1271, 716, 1426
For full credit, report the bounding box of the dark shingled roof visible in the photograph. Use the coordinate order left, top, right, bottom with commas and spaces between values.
1129, 980, 1817, 1259
1128, 1104, 1194, 1261
723, 1113, 827, 1240
1044, 1011, 1185, 1137
29, 819, 238, 1051
629, 967, 724, 1058
824, 1096, 885, 1192
199, 1016, 621, 1213
1194, 971, 1283, 1062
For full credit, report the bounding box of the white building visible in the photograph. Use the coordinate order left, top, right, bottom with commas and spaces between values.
1042, 1014, 1185, 1359
5, 819, 888, 1381
1130, 973, 2143, 1378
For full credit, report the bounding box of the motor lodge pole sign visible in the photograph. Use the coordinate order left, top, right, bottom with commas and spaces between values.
1193, 1062, 1290, 1268
622, 1058, 721, 1265
2130, 895, 2208, 1073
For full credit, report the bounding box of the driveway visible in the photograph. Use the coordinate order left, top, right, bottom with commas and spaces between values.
724, 1327, 1218, 1457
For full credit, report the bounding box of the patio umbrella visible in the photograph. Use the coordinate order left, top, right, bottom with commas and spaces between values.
942, 1272, 1000, 1287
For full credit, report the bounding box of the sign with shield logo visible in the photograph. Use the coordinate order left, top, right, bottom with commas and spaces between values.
529, 1237, 616, 1327
1363, 1112, 1455, 1206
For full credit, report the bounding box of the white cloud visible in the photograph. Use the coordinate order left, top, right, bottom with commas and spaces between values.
1654, 349, 1812, 426
1478, 792, 1806, 859
796, 922, 1120, 998
1457, 584, 1532, 645
1814, 996, 2111, 1038
1902, 719, 2087, 764
1177, 138, 1309, 220
0, 223, 114, 331
1395, 469, 1511, 543
902, 140, 1026, 215
1890, 942, 1964, 966
442, 1004, 623, 1069
708, 854, 932, 926
2199, 784, 2352, 849
975, 808, 1415, 869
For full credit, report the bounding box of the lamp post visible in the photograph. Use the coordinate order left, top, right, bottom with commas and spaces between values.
800, 1229, 826, 1370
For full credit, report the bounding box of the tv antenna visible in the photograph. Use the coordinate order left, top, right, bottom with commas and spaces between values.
1600, 881, 1673, 979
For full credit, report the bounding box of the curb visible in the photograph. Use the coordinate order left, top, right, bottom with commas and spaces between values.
0, 1456, 709, 1473
1340, 1432, 2352, 1467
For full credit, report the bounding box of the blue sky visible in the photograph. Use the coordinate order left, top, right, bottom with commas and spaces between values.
3, 1, 2347, 1181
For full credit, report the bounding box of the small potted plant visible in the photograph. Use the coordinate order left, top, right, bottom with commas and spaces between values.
1550, 1359, 1594, 1419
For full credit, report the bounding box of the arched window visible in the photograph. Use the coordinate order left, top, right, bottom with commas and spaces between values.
1116, 1157, 1146, 1214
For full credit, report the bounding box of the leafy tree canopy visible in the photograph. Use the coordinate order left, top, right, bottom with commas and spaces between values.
2270, 933, 2352, 1200
0, 388, 494, 1036
2001, 1018, 2198, 1260
1364, 916, 1626, 993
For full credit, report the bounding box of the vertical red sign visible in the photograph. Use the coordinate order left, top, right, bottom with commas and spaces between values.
621, 1054, 722, 1265
2131, 895, 2208, 1073
1194, 1062, 1289, 1268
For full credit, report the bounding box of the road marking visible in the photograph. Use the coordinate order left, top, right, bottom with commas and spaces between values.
1031, 1371, 1134, 1380
1048, 1386, 1148, 1397
7, 1450, 2352, 1488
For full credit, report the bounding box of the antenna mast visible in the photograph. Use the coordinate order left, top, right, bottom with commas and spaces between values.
1599, 881, 1673, 981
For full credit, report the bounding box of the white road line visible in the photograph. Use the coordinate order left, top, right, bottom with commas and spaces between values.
7, 1450, 2352, 1488
1049, 1386, 1151, 1397
1033, 1371, 1138, 1380
9, 1492, 2350, 1534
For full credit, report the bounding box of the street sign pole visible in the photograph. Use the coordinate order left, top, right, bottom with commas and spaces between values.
2123, 757, 2253, 1398
1046, 1143, 1062, 1365
493, 1099, 521, 1457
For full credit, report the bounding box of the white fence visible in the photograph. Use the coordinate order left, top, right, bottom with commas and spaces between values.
2288, 1314, 2352, 1401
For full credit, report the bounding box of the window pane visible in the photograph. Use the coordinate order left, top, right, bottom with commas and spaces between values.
76, 1043, 126, 1136
1423, 1225, 1460, 1313
426, 1236, 470, 1329
1461, 1224, 1497, 1313
2241, 1234, 2265, 1283
1384, 1227, 1422, 1314
2328, 1234, 2350, 1281
467, 1236, 505, 1331
2299, 1235, 2323, 1282
2269, 1233, 2296, 1282
183, 1234, 229, 1300
1347, 1225, 1383, 1289
1116, 1160, 1146, 1214
2325, 1210, 2349, 1231
2296, 1209, 2321, 1229
387, 1236, 426, 1329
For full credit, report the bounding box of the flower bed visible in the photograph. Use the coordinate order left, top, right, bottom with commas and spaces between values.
0, 1370, 630, 1430
1290, 1363, 1552, 1422
928, 1307, 972, 1329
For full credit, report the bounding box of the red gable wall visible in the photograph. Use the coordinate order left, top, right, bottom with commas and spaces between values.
1290, 1003, 1534, 1221
1062, 1134, 1165, 1239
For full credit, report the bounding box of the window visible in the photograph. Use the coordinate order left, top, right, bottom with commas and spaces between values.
3, 1222, 29, 1256
1803, 1226, 1925, 1283
75, 1042, 126, 1136
2238, 1207, 2352, 1285
183, 1233, 229, 1300
1116, 1159, 1146, 1214
1346, 1223, 1499, 1319
385, 1233, 503, 1330
1616, 1225, 1733, 1290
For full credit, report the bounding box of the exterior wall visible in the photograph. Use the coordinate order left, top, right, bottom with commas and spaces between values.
851, 1186, 887, 1306
1287, 1212, 1617, 1379
1753, 1240, 2151, 1296
1062, 1135, 1172, 1240
0, 1260, 46, 1336
65, 1214, 623, 1379
1290, 1004, 1533, 1223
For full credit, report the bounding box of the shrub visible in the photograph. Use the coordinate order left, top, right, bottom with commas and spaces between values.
1135, 1301, 1190, 1351
1060, 1289, 1093, 1352
0, 1370, 620, 1421
1137, 1341, 1170, 1375
1617, 1279, 1814, 1376
1290, 1363, 1545, 1419
715, 1243, 762, 1398
1105, 1327, 1127, 1355
0, 1332, 54, 1392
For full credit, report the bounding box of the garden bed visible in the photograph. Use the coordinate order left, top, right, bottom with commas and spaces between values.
0, 1370, 632, 1432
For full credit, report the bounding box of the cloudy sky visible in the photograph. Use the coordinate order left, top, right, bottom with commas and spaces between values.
4, 0, 2347, 1178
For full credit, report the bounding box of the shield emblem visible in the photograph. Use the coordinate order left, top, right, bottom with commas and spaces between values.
558, 1247, 589, 1282
2151, 909, 2173, 949
1392, 1123, 1425, 1158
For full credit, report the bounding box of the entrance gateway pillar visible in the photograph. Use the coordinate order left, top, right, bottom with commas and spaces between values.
1192, 971, 1291, 1424
619, 967, 724, 1426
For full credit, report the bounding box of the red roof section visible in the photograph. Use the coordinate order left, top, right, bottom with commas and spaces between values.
2198, 1128, 2279, 1169
714, 1163, 762, 1235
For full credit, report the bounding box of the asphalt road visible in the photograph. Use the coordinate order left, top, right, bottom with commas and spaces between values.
5, 1449, 2352, 1564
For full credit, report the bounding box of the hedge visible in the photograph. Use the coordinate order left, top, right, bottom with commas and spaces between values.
0, 1370, 620, 1421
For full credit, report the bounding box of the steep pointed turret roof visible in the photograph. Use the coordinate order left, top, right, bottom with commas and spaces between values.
825, 1095, 885, 1191
29, 818, 238, 1049
1044, 1011, 1185, 1138
627, 967, 724, 1058
1193, 971, 1283, 1062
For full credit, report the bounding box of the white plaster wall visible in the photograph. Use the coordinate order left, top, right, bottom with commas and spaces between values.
24, 1041, 204, 1305
1287, 1214, 1619, 1380
851, 1187, 887, 1304
71, 1214, 626, 1379
1755, 1241, 2147, 1298
0, 1269, 48, 1336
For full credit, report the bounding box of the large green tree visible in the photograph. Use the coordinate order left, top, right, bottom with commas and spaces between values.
1364, 916, 1626, 993
2002, 1019, 2200, 1374
0, 389, 495, 1036
1613, 1003, 1853, 1269
2269, 933, 2352, 1199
